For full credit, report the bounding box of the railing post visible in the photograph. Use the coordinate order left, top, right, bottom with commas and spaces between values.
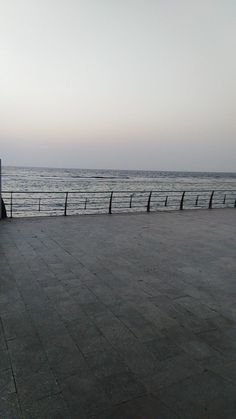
109, 192, 113, 214
223, 194, 226, 205
129, 193, 133, 209
195, 195, 199, 206
209, 190, 214, 209
180, 191, 185, 210
64, 192, 68, 216
10, 192, 13, 218
147, 191, 152, 212
38, 198, 41, 212
0, 159, 2, 220
84, 197, 87, 210
165, 196, 168, 207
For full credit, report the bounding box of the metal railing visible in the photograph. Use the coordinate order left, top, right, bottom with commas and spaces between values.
1, 189, 236, 218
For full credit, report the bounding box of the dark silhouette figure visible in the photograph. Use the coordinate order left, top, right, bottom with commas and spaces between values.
1, 198, 7, 218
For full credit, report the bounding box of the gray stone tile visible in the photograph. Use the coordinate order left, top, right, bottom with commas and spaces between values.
79, 301, 109, 317
61, 370, 111, 417
115, 338, 160, 376
92, 394, 181, 419
198, 329, 236, 360
29, 307, 66, 341
138, 302, 178, 330
100, 371, 147, 405
144, 336, 184, 361
0, 392, 21, 419
155, 299, 218, 333
205, 359, 236, 385
118, 309, 163, 341
173, 295, 218, 319
54, 299, 86, 324
21, 393, 71, 419
204, 315, 235, 331
161, 324, 197, 343
0, 329, 7, 350
43, 332, 89, 380
1, 311, 36, 341
84, 346, 129, 378
158, 371, 236, 419
0, 349, 12, 372
8, 335, 48, 379
0, 368, 16, 396
176, 338, 219, 360
72, 287, 99, 305
224, 326, 236, 340
91, 311, 135, 343
0, 288, 26, 316
15, 367, 60, 406
139, 353, 202, 392
67, 321, 109, 355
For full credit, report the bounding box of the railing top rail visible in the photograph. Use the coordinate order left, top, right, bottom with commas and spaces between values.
2, 189, 236, 194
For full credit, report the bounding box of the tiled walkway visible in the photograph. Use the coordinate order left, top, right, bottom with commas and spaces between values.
0, 209, 236, 418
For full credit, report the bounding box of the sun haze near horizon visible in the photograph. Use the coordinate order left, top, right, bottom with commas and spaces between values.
1, 0, 236, 171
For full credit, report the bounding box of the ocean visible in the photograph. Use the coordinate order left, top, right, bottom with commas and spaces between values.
1, 166, 236, 217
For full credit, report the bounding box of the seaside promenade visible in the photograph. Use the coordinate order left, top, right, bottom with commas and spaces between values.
0, 209, 236, 418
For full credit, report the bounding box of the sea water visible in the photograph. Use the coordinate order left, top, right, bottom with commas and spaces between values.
2, 166, 236, 216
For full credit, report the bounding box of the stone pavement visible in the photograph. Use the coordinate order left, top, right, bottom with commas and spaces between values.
0, 208, 236, 419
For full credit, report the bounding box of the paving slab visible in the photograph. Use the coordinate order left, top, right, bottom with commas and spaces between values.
0, 208, 236, 418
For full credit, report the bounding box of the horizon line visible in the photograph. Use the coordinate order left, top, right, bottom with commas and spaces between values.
2, 163, 236, 175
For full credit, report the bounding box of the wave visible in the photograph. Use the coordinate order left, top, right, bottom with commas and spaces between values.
71, 175, 130, 179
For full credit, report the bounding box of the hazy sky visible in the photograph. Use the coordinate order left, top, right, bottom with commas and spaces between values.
0, 0, 236, 171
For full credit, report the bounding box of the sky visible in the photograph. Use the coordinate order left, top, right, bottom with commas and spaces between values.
0, 0, 236, 171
